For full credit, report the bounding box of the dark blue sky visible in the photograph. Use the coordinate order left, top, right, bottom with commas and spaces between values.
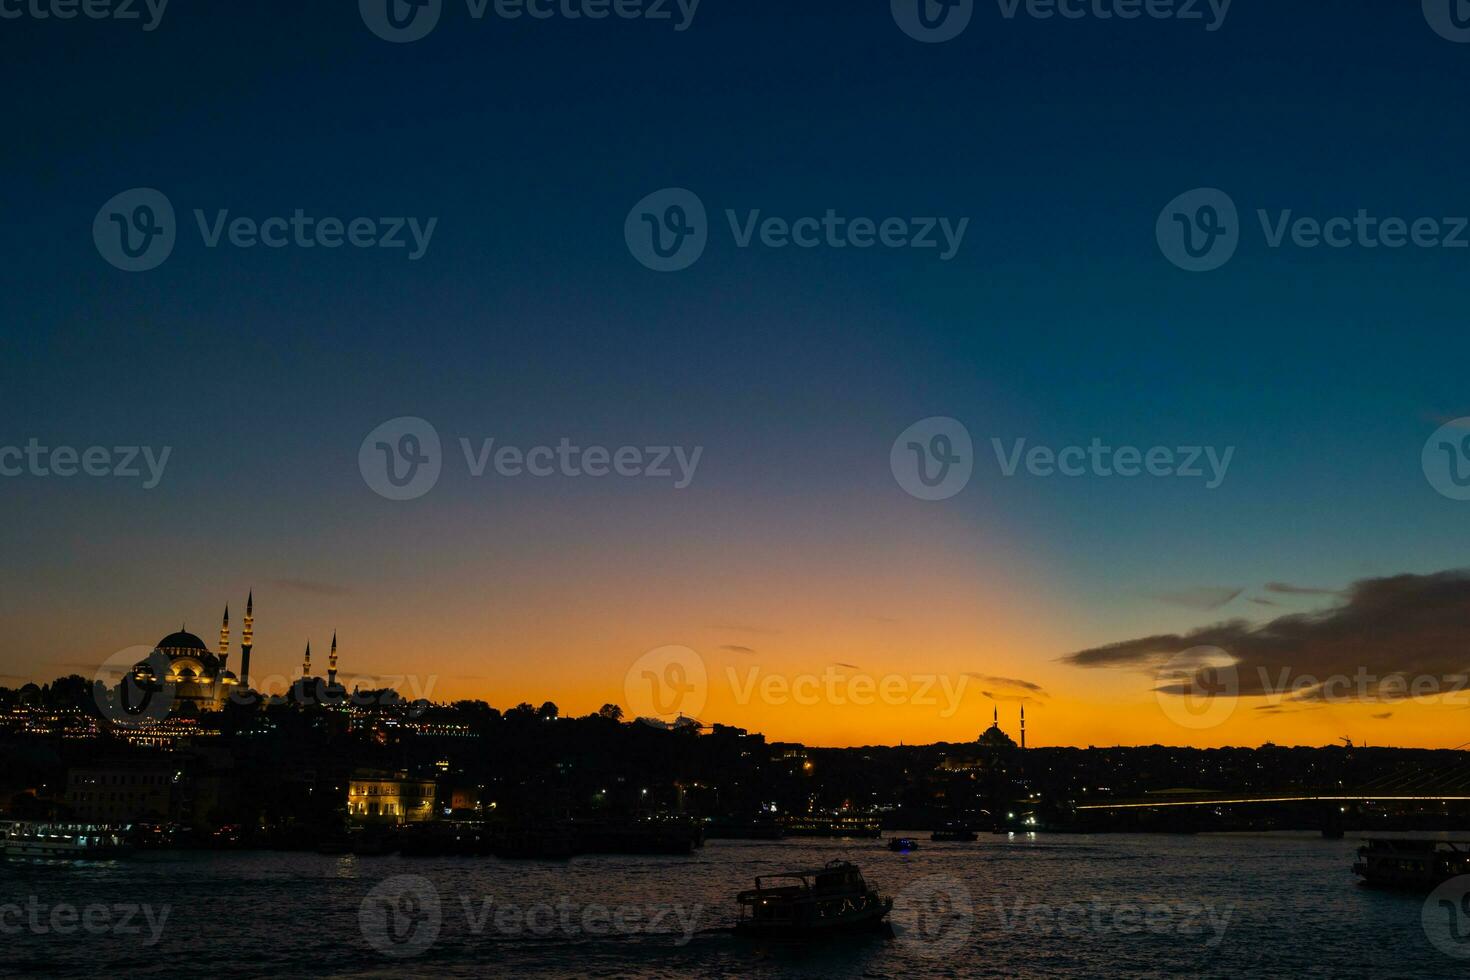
4, 1, 1470, 744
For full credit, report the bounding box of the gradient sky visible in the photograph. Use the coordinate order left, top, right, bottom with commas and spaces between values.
3, 2, 1470, 748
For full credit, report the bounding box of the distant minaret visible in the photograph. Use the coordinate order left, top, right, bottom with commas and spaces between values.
328, 632, 338, 687
302, 640, 312, 679
993, 704, 998, 727
240, 591, 254, 688
218, 605, 230, 671
1020, 703, 1026, 750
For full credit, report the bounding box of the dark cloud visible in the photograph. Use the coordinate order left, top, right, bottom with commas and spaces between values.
1249, 597, 1279, 607
720, 645, 757, 654
965, 673, 1047, 696
982, 690, 1041, 704
1371, 712, 1393, 720
269, 578, 352, 597
832, 662, 860, 670
1264, 582, 1342, 597
1151, 587, 1243, 611
708, 623, 781, 636
1061, 570, 1470, 701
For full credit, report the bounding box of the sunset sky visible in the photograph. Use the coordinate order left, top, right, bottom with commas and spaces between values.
3, 3, 1470, 748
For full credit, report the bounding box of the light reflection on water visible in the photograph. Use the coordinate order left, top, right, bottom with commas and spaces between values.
2, 832, 1463, 978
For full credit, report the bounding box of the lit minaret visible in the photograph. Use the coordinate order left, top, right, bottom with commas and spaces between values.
240, 591, 254, 689
219, 605, 230, 671
302, 640, 312, 679
328, 632, 338, 687
1020, 703, 1026, 750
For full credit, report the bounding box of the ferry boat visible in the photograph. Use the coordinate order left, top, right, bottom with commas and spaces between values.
931, 826, 978, 842
1, 821, 134, 860
781, 813, 882, 839
736, 861, 892, 938
888, 837, 920, 852
1353, 838, 1470, 889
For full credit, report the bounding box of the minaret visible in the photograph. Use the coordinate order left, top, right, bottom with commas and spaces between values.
218, 605, 230, 671
328, 632, 338, 687
240, 591, 254, 689
1020, 703, 1026, 750
302, 640, 312, 679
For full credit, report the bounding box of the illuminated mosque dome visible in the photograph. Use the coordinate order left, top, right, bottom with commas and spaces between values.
156, 629, 209, 656
126, 601, 257, 712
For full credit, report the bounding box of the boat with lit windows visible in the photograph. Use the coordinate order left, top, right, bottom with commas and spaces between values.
736, 861, 892, 937
1353, 838, 1470, 890
0, 821, 134, 859
931, 826, 977, 842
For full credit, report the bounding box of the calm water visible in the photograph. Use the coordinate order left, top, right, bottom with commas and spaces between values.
3, 833, 1465, 978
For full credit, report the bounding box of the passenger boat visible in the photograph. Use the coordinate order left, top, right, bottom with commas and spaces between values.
736, 861, 892, 937
1, 821, 134, 859
1353, 838, 1470, 889
931, 826, 977, 842
888, 837, 920, 852
781, 813, 882, 839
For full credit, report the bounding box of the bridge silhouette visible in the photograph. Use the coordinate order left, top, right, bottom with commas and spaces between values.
1074, 745, 1470, 811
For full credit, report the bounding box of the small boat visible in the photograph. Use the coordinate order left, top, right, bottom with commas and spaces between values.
1354, 838, 1470, 889
888, 837, 920, 852
1, 821, 133, 860
736, 861, 892, 938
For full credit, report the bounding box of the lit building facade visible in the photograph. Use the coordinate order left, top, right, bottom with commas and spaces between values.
347, 770, 436, 824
